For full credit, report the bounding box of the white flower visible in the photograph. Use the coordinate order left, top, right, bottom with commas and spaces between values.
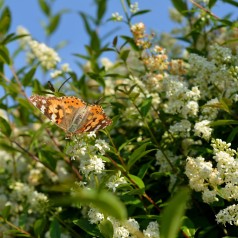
124, 218, 140, 233
80, 155, 105, 176
106, 171, 127, 192
112, 12, 123, 21
50, 69, 62, 78
143, 221, 160, 238
194, 120, 212, 141
61, 63, 71, 72
216, 204, 238, 226
95, 139, 110, 155
88, 208, 104, 224
130, 2, 139, 13
169, 119, 191, 137
202, 188, 218, 204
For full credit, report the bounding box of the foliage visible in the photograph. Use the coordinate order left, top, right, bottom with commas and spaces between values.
0, 0, 238, 237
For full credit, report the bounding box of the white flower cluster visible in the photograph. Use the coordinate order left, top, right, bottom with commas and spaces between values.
17, 26, 71, 75
216, 204, 238, 226
185, 139, 238, 225
194, 120, 212, 141
87, 207, 159, 238
28, 40, 61, 69
9, 181, 48, 214
163, 77, 200, 118
188, 44, 238, 101
66, 133, 110, 177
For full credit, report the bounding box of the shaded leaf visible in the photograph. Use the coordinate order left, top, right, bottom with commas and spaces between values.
139, 97, 152, 117
171, 0, 188, 17
22, 67, 36, 86
99, 219, 114, 238
120, 49, 130, 62
50, 219, 61, 238
128, 142, 153, 169
34, 218, 47, 237
74, 219, 102, 237
0, 116, 11, 137
160, 187, 191, 238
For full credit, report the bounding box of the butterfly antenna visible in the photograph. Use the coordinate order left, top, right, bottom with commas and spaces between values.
47, 81, 55, 92
58, 77, 72, 92
94, 96, 105, 105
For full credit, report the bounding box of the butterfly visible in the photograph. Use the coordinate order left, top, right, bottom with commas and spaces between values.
29, 95, 112, 135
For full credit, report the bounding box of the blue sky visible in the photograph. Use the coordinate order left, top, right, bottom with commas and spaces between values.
3, 0, 237, 84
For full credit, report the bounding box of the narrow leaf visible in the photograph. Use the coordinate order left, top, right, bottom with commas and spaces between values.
160, 187, 191, 238
139, 97, 152, 117
0, 116, 11, 136
73, 189, 127, 220
50, 219, 61, 238
38, 0, 51, 16
22, 67, 36, 86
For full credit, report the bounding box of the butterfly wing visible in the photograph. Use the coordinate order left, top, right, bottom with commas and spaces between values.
29, 95, 87, 133
29, 95, 111, 134
74, 104, 112, 133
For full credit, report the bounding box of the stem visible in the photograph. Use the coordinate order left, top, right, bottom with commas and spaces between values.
0, 216, 32, 237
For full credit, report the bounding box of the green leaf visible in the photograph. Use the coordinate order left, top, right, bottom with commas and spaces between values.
132, 9, 151, 17
1, 33, 29, 45
210, 120, 238, 127
112, 36, 118, 47
50, 219, 61, 238
79, 12, 92, 36
222, 0, 238, 7
120, 49, 130, 62
0, 116, 11, 137
0, 7, 11, 34
160, 187, 191, 238
127, 142, 153, 169
227, 126, 238, 143
73, 219, 102, 237
99, 219, 114, 238
38, 149, 57, 171
97, 0, 107, 24
208, 0, 217, 8
0, 45, 10, 64
171, 0, 189, 17
139, 96, 152, 117
90, 31, 100, 52
47, 14, 61, 35
87, 72, 105, 87
34, 218, 47, 237
180, 217, 196, 237
22, 67, 36, 86
128, 174, 145, 190
73, 189, 127, 220
38, 0, 51, 16
1, 204, 11, 219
